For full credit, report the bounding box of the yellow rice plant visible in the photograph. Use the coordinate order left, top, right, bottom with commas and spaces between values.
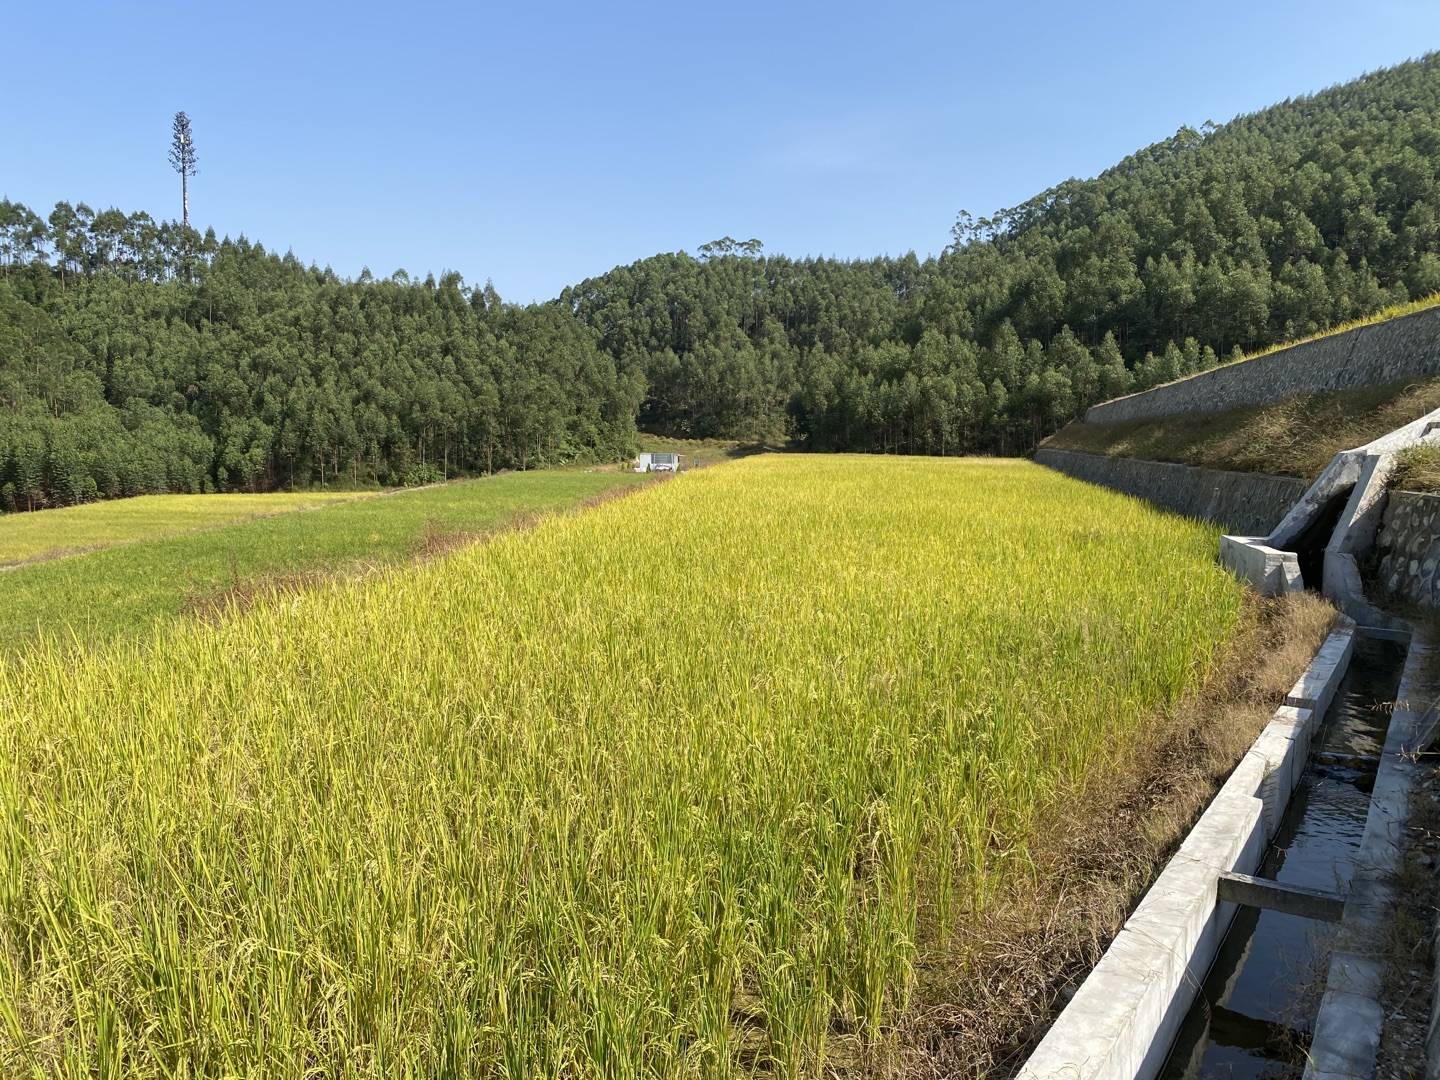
0, 455, 1241, 1077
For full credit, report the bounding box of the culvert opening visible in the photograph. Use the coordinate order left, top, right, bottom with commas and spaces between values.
1291, 486, 1352, 591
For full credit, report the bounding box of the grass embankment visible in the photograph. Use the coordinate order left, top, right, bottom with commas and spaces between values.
1226, 291, 1440, 369
1389, 445, 1440, 494
0, 491, 366, 566
1044, 376, 1440, 480
0, 455, 1310, 1076
0, 470, 647, 653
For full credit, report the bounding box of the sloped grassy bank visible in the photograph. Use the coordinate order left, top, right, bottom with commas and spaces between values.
3, 456, 1257, 1076
1046, 376, 1440, 481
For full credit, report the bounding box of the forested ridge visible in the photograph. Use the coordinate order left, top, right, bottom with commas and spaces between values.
0, 240, 641, 508
4, 54, 1440, 508
567, 54, 1440, 451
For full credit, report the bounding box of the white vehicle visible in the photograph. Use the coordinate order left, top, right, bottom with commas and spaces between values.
635, 451, 681, 473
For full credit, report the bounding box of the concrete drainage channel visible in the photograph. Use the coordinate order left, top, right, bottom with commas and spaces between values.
1221, 404, 1440, 628
1027, 390, 1440, 1077
1160, 631, 1408, 1079
1018, 621, 1435, 1080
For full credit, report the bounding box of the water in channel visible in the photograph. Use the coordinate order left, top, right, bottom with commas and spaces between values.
1158, 636, 1405, 1079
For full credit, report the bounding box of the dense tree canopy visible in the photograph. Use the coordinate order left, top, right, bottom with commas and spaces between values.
0, 222, 641, 510
3, 54, 1439, 508
566, 54, 1440, 453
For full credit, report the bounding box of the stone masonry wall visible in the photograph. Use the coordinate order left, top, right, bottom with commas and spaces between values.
1085, 304, 1440, 425
1373, 490, 1440, 608
1034, 448, 1308, 535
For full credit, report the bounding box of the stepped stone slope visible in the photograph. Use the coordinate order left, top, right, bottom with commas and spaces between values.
1086, 305, 1440, 425
1374, 490, 1440, 608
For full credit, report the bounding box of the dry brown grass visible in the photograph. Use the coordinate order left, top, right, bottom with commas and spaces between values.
1390, 445, 1440, 495
182, 568, 338, 624
1045, 377, 1440, 481
408, 514, 534, 562
875, 591, 1337, 1078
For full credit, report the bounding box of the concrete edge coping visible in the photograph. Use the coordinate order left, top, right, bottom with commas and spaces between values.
1018, 625, 1355, 1080
1285, 624, 1357, 714
1220, 535, 1304, 596
1304, 630, 1434, 1080
1356, 624, 1412, 643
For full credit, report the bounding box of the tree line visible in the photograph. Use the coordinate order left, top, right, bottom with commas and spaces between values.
0, 225, 640, 510
2, 54, 1439, 509
565, 54, 1440, 454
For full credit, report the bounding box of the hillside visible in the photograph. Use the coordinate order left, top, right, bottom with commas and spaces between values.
0, 260, 641, 508
568, 54, 1440, 449
4, 54, 1440, 506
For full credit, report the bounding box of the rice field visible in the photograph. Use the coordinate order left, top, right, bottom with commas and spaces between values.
0, 455, 1242, 1077
0, 491, 367, 566
0, 470, 648, 654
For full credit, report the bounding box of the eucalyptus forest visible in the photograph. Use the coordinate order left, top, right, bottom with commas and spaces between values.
3, 54, 1439, 509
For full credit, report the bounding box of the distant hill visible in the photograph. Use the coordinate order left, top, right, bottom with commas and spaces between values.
566, 54, 1440, 451
2, 54, 1439, 507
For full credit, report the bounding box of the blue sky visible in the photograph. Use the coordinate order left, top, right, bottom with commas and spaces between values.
3, 1, 1439, 302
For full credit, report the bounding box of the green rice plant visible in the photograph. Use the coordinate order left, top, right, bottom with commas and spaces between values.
0, 470, 647, 654
0, 455, 1241, 1077
0, 491, 365, 566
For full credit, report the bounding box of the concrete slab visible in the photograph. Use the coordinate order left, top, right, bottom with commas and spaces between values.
1308, 991, 1385, 1079
1219, 534, 1303, 594
1216, 871, 1345, 922
1324, 548, 1400, 629
1261, 705, 1316, 825
1356, 624, 1412, 643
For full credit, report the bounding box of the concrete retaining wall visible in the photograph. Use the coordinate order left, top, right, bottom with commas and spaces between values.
1220, 535, 1303, 594
1373, 490, 1440, 609
1086, 305, 1440, 425
1034, 448, 1308, 535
